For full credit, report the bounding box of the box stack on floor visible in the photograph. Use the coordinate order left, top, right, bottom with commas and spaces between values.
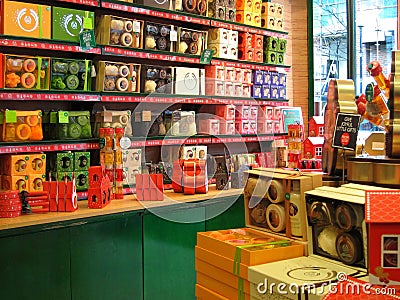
195, 168, 323, 300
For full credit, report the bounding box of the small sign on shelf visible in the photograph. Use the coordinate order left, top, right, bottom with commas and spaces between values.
332, 112, 361, 150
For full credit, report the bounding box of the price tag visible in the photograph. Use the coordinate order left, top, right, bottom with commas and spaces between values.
170, 30, 178, 42
79, 30, 96, 50
133, 21, 141, 33
332, 113, 361, 150
200, 49, 214, 64
59, 111, 69, 123
120, 137, 131, 150
5, 110, 17, 123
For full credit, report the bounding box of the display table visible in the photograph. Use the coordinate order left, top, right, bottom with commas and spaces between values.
0, 186, 245, 300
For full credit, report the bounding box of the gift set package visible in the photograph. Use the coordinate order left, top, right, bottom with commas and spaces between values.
173, 67, 205, 95
0, 153, 46, 192
177, 28, 207, 55
144, 22, 176, 52
264, 35, 287, 65
235, 0, 262, 27
95, 61, 140, 93
142, 65, 172, 94
175, 0, 207, 16
43, 111, 92, 140
96, 15, 143, 49
205, 65, 252, 97
166, 110, 197, 136
0, 110, 43, 142
238, 32, 263, 63
1, 54, 50, 90
1, 0, 51, 39
132, 110, 163, 137
207, 28, 238, 60
207, 0, 236, 22
261, 1, 284, 31
122, 149, 142, 186
51, 59, 92, 91
93, 109, 132, 137
52, 7, 94, 43
252, 70, 287, 99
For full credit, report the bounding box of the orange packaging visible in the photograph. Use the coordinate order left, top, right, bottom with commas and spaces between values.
195, 284, 229, 300
29, 174, 46, 192
196, 228, 304, 266
1, 154, 30, 175
2, 175, 28, 191
28, 153, 46, 174
0, 110, 43, 142
1, 0, 51, 39
236, 10, 253, 25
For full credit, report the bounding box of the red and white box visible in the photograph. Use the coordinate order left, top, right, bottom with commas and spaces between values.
225, 67, 235, 82
258, 106, 274, 120
220, 120, 235, 135
215, 104, 236, 120
206, 80, 225, 96
242, 84, 252, 97
198, 119, 220, 135
235, 105, 250, 120
235, 120, 250, 134
257, 121, 267, 134
233, 83, 243, 97
234, 68, 244, 82
243, 69, 252, 83
205, 65, 225, 81
224, 82, 234, 96
249, 106, 258, 120
253, 34, 263, 50
238, 32, 253, 49
273, 106, 282, 120
249, 120, 257, 134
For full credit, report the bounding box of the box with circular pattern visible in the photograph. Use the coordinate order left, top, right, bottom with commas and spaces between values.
95, 61, 140, 93
96, 15, 143, 49
177, 28, 207, 56
50, 58, 92, 91
52, 111, 92, 140
0, 110, 43, 142
144, 22, 176, 52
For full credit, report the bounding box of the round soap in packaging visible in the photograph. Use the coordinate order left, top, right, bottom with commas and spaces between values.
267, 179, 284, 203
266, 203, 286, 232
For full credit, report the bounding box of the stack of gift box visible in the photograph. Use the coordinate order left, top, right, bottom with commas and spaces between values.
261, 1, 284, 31
207, 0, 236, 22
235, 0, 262, 27
205, 65, 252, 97
238, 32, 263, 63
122, 149, 142, 187
264, 35, 287, 65
235, 105, 258, 134
257, 106, 283, 134
252, 70, 286, 100
207, 28, 239, 60
48, 151, 90, 191
0, 153, 46, 192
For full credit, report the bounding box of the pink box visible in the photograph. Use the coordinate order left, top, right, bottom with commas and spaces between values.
257, 121, 267, 134
206, 80, 225, 96
233, 83, 243, 97
225, 67, 235, 81
273, 107, 282, 120
224, 82, 234, 96
235, 105, 250, 120
273, 120, 282, 133
243, 69, 252, 83
234, 68, 244, 82
242, 84, 252, 97
205, 65, 225, 80
220, 120, 235, 135
235, 120, 250, 134
215, 105, 236, 120
266, 121, 274, 133
249, 121, 257, 134
198, 119, 220, 135
249, 106, 258, 120
258, 106, 274, 120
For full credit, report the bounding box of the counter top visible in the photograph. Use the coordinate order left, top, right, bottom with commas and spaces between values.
0, 186, 243, 231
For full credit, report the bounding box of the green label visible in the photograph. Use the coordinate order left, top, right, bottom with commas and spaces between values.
59, 111, 69, 123
99, 138, 106, 150
5, 110, 17, 123
79, 30, 96, 50
83, 17, 93, 30
199, 49, 214, 64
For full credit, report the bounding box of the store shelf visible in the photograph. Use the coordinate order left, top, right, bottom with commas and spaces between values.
209, 20, 288, 37
101, 93, 289, 105
0, 140, 99, 154
102, 46, 200, 63
0, 36, 101, 54
211, 58, 291, 72
101, 1, 210, 25
0, 91, 101, 101
57, 0, 99, 6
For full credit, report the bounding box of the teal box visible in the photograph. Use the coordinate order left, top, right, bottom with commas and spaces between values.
52, 7, 95, 43
74, 152, 90, 171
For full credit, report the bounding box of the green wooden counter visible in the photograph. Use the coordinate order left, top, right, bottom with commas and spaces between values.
0, 186, 245, 300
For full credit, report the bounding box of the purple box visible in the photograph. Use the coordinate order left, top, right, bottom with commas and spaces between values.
278, 85, 286, 100
253, 70, 264, 85
270, 84, 279, 99
262, 84, 271, 99
278, 73, 287, 86
263, 71, 271, 85
270, 71, 279, 85
252, 84, 262, 98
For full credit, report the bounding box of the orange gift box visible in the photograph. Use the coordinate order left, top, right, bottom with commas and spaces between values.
28, 154, 46, 174
1, 0, 51, 39
0, 110, 43, 142
195, 284, 229, 300
2, 175, 28, 191
1, 154, 30, 176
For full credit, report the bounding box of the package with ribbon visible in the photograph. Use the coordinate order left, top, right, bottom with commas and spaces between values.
43, 110, 92, 140
93, 108, 132, 137
50, 58, 92, 91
